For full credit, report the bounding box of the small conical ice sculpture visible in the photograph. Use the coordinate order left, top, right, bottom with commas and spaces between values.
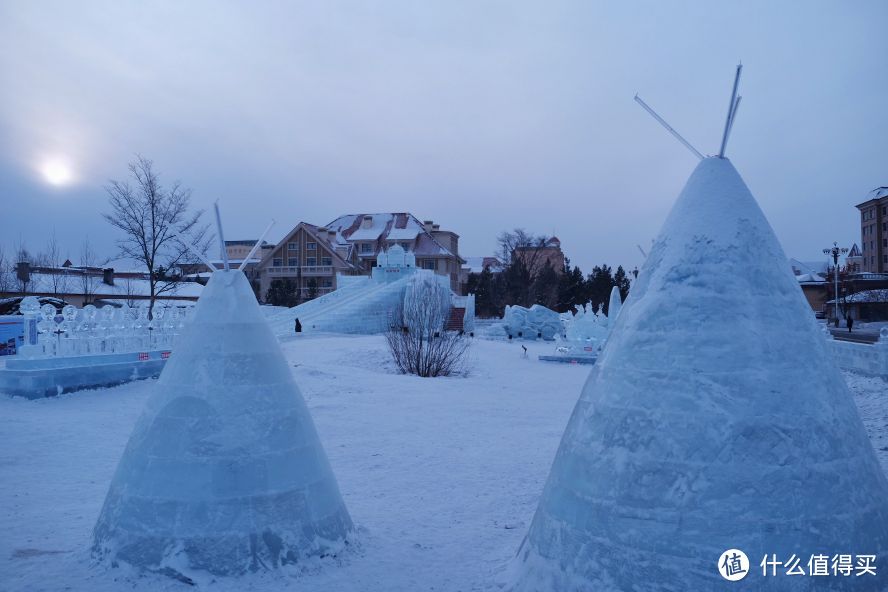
607, 285, 622, 325
511, 157, 888, 591
93, 269, 352, 577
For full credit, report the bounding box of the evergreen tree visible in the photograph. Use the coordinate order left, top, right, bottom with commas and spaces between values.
532, 261, 559, 309
614, 265, 631, 302
502, 256, 533, 308
306, 277, 319, 300
471, 267, 497, 317
557, 262, 586, 313
587, 264, 614, 314
265, 279, 300, 307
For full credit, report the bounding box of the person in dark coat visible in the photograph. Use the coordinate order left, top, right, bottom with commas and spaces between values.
847, 315, 853, 332
295, 318, 302, 333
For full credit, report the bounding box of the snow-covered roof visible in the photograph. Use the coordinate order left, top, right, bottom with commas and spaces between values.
209, 258, 261, 266
827, 289, 888, 304
14, 272, 204, 299
796, 273, 825, 284
387, 226, 421, 241
225, 239, 270, 246
345, 214, 389, 241
95, 298, 197, 307
789, 258, 828, 276
325, 213, 457, 258
868, 187, 888, 201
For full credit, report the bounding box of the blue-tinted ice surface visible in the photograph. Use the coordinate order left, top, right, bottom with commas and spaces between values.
93, 270, 352, 577
512, 158, 888, 591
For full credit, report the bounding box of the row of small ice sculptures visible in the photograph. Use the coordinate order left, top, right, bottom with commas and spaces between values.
503, 300, 614, 345
18, 296, 193, 358
555, 302, 612, 357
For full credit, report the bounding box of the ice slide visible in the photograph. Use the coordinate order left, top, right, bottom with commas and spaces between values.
269, 274, 415, 337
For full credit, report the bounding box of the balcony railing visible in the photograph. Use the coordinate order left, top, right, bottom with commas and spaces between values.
267, 266, 334, 276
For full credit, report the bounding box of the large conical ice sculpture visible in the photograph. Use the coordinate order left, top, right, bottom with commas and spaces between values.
512, 158, 888, 591
93, 270, 352, 577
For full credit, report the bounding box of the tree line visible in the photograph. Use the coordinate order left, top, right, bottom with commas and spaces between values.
465, 229, 634, 318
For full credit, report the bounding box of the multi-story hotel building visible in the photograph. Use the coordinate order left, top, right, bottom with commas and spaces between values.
257, 213, 463, 301
855, 186, 888, 273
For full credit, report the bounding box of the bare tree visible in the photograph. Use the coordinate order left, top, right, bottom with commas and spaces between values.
496, 228, 555, 308
122, 277, 139, 308
13, 241, 33, 294
43, 231, 69, 296
103, 156, 209, 317
80, 238, 100, 305
0, 244, 11, 293
385, 278, 470, 377
497, 228, 545, 265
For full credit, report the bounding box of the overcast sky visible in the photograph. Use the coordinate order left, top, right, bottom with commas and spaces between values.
2, 0, 886, 273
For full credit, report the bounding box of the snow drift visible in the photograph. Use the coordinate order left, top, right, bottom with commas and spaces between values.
93, 270, 352, 577
512, 157, 888, 591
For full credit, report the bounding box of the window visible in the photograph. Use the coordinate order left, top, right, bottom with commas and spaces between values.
307, 242, 317, 251
307, 257, 316, 266
288, 257, 298, 267
884, 239, 887, 248
273, 258, 283, 267
322, 279, 333, 288
423, 259, 436, 270
361, 243, 373, 253
288, 242, 298, 251
400, 242, 410, 251
321, 257, 332, 266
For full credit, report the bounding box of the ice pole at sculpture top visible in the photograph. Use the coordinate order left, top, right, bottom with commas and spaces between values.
510, 68, 888, 591
92, 213, 353, 580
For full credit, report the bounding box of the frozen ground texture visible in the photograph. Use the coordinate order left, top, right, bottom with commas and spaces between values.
0, 335, 887, 590
512, 158, 888, 592
93, 270, 352, 577
1, 336, 584, 591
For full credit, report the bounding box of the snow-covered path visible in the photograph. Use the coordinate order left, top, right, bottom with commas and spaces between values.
0, 334, 885, 591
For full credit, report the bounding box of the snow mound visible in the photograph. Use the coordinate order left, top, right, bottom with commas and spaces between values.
93, 270, 353, 577
511, 157, 888, 591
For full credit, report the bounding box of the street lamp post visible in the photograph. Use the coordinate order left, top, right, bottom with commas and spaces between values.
822, 242, 848, 324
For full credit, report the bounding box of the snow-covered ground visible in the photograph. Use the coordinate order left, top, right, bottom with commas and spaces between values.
0, 334, 886, 591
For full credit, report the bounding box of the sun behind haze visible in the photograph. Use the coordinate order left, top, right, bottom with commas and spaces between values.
40, 157, 74, 187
